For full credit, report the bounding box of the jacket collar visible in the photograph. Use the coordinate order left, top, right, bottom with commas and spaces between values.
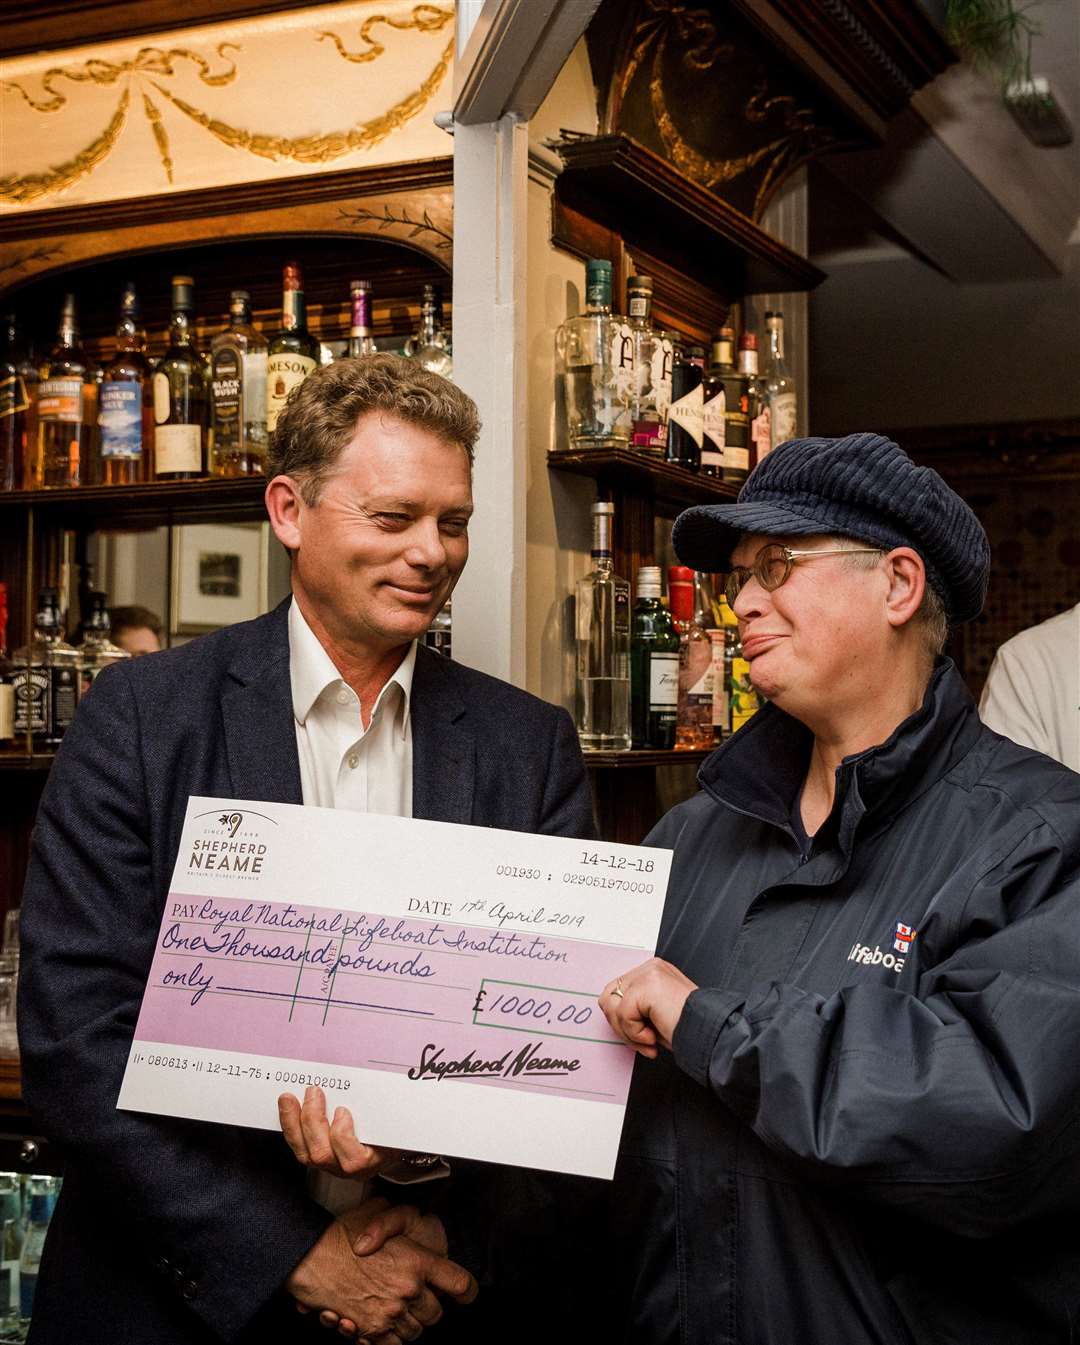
698, 659, 983, 850
409, 644, 475, 824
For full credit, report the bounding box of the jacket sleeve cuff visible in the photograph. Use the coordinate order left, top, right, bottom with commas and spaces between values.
672, 987, 745, 1087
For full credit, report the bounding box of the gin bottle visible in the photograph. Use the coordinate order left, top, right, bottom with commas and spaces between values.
348, 280, 378, 358
630, 565, 679, 749
764, 311, 797, 454
575, 501, 630, 751
555, 260, 633, 452
666, 344, 705, 471
626, 276, 672, 457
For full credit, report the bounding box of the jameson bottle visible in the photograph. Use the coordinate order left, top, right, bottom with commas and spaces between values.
98, 282, 153, 486
211, 290, 268, 477
666, 343, 705, 471
267, 262, 319, 433
348, 280, 378, 358
626, 276, 672, 456
575, 501, 631, 751
154, 276, 207, 480
36, 294, 91, 488
555, 259, 633, 451
0, 316, 30, 492
630, 565, 679, 749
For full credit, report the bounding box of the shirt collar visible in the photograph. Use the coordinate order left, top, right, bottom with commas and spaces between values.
288, 598, 416, 738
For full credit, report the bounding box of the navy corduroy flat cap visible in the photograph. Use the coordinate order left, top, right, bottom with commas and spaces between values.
672, 432, 990, 623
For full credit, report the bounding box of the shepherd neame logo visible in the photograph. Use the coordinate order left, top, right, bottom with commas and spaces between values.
187, 809, 277, 878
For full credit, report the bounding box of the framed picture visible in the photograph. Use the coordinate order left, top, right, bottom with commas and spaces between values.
170, 522, 270, 636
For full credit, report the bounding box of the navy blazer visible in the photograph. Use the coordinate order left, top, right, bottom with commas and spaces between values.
19, 599, 595, 1344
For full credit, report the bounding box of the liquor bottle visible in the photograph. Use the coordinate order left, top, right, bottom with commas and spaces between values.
739, 332, 769, 474
555, 259, 633, 452
210, 290, 268, 478
266, 262, 319, 434
423, 598, 451, 658
0, 584, 14, 743
348, 280, 378, 358
0, 318, 30, 492
404, 283, 452, 377
36, 294, 91, 489
0, 1173, 20, 1316
12, 587, 78, 748
575, 501, 631, 751
630, 565, 679, 749
669, 565, 713, 750
626, 276, 672, 457
711, 594, 738, 740
701, 330, 730, 480
17, 1183, 51, 1322
97, 282, 153, 486
764, 311, 797, 455
666, 343, 705, 471
78, 591, 130, 692
153, 277, 207, 480
730, 606, 763, 734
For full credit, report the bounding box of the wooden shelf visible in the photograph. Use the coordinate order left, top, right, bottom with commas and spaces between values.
0, 477, 267, 528
552, 135, 825, 298
548, 448, 738, 512
585, 748, 714, 769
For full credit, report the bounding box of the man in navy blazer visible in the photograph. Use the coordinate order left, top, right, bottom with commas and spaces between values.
19, 355, 595, 1343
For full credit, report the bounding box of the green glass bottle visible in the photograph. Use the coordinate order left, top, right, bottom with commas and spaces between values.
630, 565, 680, 749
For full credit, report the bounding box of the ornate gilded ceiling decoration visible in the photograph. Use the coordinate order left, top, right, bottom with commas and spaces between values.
0, 4, 454, 208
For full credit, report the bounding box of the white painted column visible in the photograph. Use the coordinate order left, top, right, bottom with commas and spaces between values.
450, 114, 529, 685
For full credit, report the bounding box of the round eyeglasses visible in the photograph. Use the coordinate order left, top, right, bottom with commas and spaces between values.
724, 543, 884, 608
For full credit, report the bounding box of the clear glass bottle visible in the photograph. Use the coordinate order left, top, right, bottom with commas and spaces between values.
423, 598, 452, 658
266, 262, 320, 434
78, 591, 130, 692
764, 311, 797, 455
669, 565, 713, 750
666, 343, 705, 471
210, 290, 268, 478
405, 283, 452, 378
98, 282, 153, 486
555, 259, 633, 452
18, 1182, 51, 1323
0, 1173, 20, 1320
575, 501, 630, 751
348, 280, 378, 358
630, 565, 680, 749
36, 294, 91, 489
626, 276, 671, 457
0, 317, 30, 493
154, 276, 207, 480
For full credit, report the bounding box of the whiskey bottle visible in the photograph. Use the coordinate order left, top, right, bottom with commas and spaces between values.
764, 311, 797, 455
98, 282, 153, 486
36, 295, 91, 489
78, 590, 129, 691
626, 276, 672, 457
154, 277, 207, 480
630, 565, 679, 749
0, 317, 30, 492
266, 262, 319, 434
666, 343, 705, 471
575, 501, 631, 751
555, 260, 633, 452
210, 290, 268, 477
670, 565, 713, 750
13, 587, 78, 747
405, 283, 452, 378
347, 280, 378, 358
739, 332, 768, 474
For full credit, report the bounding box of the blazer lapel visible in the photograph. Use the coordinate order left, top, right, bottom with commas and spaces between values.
410, 645, 475, 824
221, 601, 303, 806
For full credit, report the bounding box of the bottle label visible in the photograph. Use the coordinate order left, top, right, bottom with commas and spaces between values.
724, 444, 750, 471
752, 406, 771, 461
0, 683, 12, 741
709, 636, 728, 730
0, 374, 28, 419
770, 392, 797, 449
680, 640, 713, 707
266, 353, 317, 431
152, 371, 171, 424
648, 653, 679, 709
667, 383, 703, 448
98, 380, 143, 459
49, 665, 78, 736
628, 297, 648, 319
211, 348, 241, 449
651, 339, 673, 415
38, 378, 83, 424
702, 389, 725, 466
242, 351, 268, 428
13, 668, 48, 736
155, 423, 202, 474
609, 323, 635, 402
731, 656, 761, 731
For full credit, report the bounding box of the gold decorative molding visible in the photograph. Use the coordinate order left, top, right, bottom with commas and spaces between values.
318, 4, 453, 63
0, 88, 131, 206
0, 44, 239, 112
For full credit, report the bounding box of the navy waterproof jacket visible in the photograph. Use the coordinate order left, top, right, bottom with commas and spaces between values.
611, 659, 1080, 1344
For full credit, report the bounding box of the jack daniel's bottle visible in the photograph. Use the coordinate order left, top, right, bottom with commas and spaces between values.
13, 587, 79, 747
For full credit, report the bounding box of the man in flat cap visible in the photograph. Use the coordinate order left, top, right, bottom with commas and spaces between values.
599, 433, 1080, 1344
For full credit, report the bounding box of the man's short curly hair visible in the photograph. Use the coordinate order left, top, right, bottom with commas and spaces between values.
268, 353, 480, 504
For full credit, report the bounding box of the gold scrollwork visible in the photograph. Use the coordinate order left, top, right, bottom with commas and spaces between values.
1, 44, 238, 113
141, 92, 174, 184
0, 88, 130, 205
150, 36, 453, 165
319, 4, 453, 63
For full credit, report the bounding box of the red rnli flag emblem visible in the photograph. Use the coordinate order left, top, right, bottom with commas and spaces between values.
894, 922, 917, 954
